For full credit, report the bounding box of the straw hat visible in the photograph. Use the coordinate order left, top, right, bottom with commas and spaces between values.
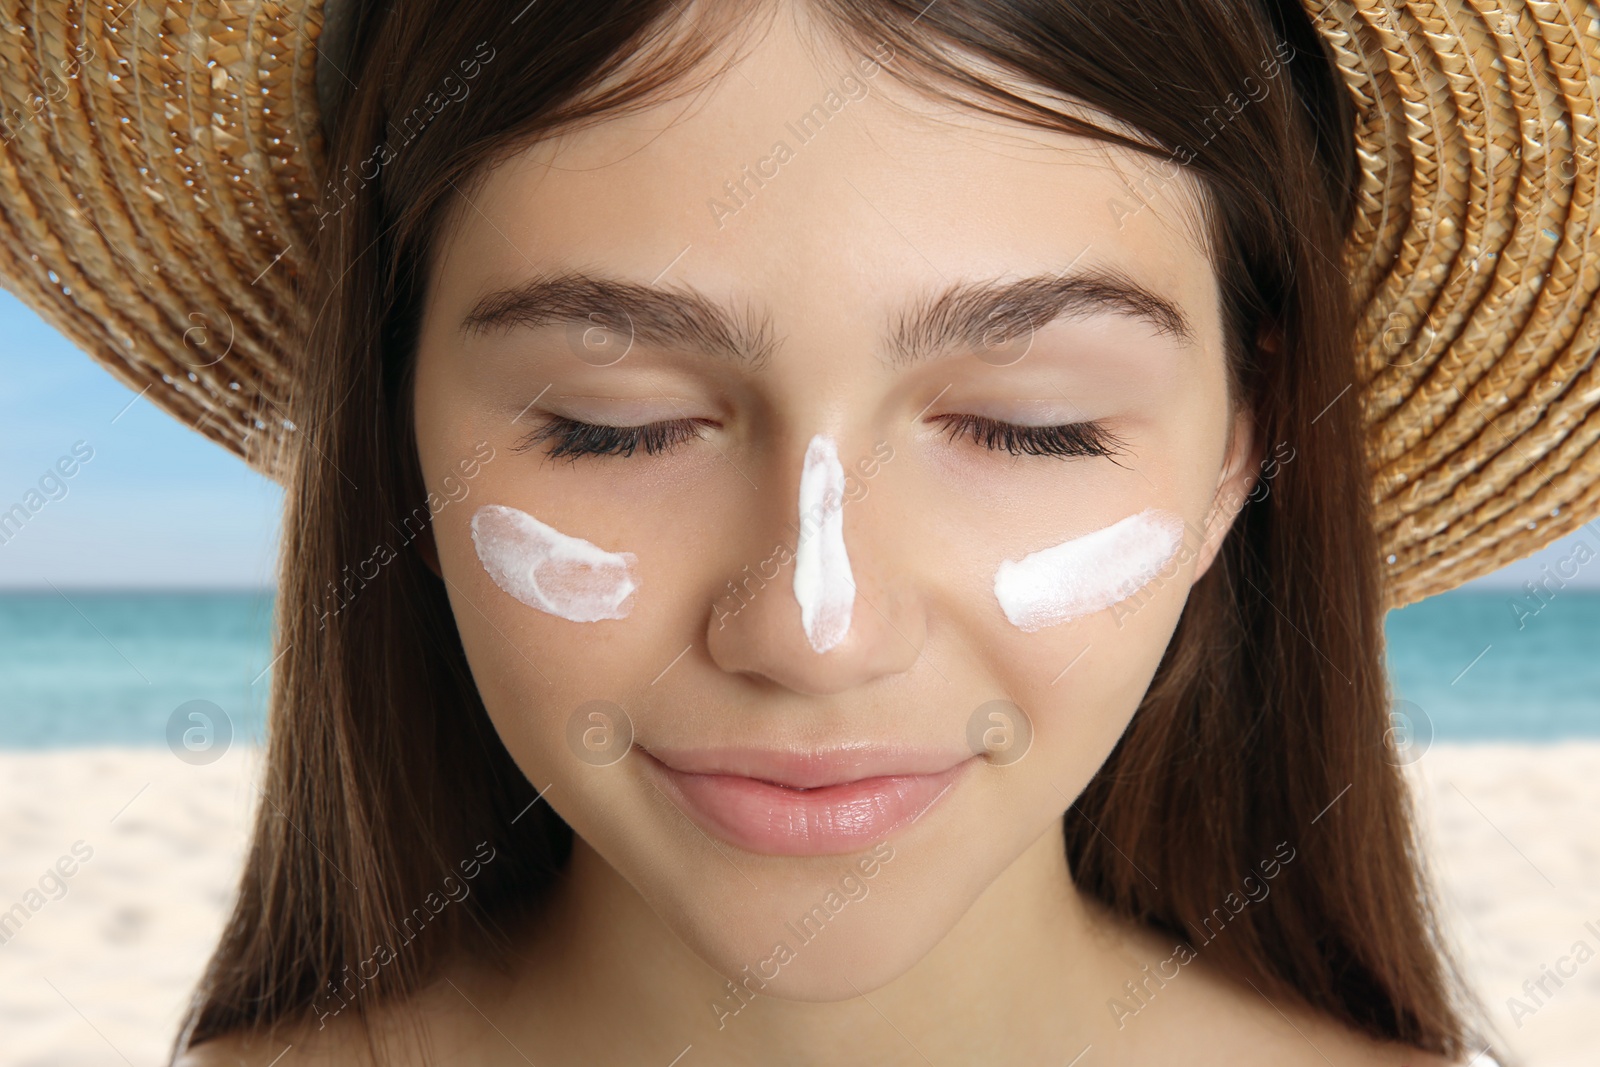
1, 1, 1598, 609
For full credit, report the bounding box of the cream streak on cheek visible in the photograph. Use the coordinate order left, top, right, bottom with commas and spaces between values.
793, 434, 855, 652
993, 508, 1186, 631
471, 503, 638, 622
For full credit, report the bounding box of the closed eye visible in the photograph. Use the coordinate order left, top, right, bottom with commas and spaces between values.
514, 413, 1127, 463
932, 413, 1128, 460
513, 415, 708, 461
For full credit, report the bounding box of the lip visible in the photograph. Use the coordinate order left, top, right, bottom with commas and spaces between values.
640, 744, 977, 857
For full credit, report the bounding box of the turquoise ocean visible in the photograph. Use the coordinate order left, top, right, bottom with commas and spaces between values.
0, 588, 1595, 747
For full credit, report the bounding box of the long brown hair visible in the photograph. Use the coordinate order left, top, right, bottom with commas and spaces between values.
178, 0, 1481, 1058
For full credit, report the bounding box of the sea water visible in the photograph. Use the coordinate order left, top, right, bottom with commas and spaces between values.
0, 588, 1593, 747
0, 591, 273, 748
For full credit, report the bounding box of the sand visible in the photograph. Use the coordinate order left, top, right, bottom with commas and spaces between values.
1407, 744, 1600, 1066
0, 742, 1595, 1065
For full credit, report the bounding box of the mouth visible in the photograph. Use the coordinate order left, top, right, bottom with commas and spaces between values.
638, 744, 978, 858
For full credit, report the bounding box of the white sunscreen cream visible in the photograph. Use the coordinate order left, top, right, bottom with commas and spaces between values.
793, 434, 855, 652
993, 508, 1186, 631
471, 503, 638, 622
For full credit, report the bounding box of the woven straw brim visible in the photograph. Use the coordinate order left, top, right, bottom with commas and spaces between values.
1308, 0, 1600, 608
0, 0, 321, 476
2, 0, 1600, 610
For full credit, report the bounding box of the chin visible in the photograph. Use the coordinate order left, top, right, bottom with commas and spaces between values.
640, 838, 990, 1003
597, 751, 1071, 1003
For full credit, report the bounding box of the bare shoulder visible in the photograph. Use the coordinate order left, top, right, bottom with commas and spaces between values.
173, 964, 506, 1066
173, 1025, 363, 1067
173, 1031, 313, 1067
171, 1003, 393, 1067
1094, 906, 1475, 1066
1276, 1012, 1462, 1067
1185, 967, 1471, 1067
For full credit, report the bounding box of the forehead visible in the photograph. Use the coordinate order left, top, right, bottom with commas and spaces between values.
428, 7, 1219, 348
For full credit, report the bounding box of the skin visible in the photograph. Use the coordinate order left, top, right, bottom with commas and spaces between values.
185, 5, 1457, 1066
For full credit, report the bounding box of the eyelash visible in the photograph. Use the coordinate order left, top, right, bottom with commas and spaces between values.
932, 413, 1128, 459
514, 416, 707, 460
515, 414, 1127, 461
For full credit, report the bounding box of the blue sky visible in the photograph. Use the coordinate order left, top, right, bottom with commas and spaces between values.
0, 289, 1594, 591
0, 290, 282, 588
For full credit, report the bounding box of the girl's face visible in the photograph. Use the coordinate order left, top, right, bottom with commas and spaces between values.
413, 16, 1257, 998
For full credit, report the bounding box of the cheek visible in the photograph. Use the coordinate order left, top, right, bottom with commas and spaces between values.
433, 479, 733, 776
962, 571, 1191, 831
470, 503, 639, 623
986, 570, 1188, 731
991, 508, 1187, 632
960, 510, 1202, 794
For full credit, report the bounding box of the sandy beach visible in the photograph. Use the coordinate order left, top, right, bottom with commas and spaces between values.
1408, 744, 1600, 1066
1, 742, 1595, 1065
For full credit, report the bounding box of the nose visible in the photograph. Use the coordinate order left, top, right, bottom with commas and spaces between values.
705, 433, 925, 695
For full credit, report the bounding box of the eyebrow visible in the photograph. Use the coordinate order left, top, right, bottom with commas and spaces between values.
459, 264, 1195, 368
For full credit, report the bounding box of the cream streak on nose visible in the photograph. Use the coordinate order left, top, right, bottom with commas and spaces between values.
471, 503, 638, 622
793, 434, 855, 652
993, 508, 1186, 631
